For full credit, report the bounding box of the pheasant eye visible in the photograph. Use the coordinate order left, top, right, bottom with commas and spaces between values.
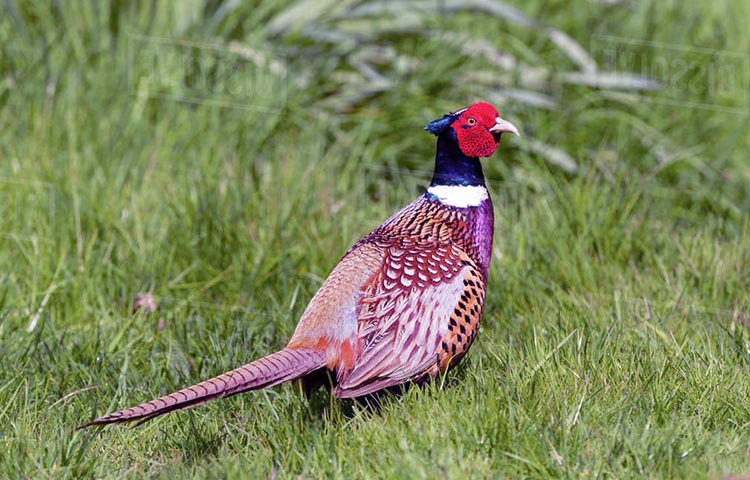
466, 117, 477, 126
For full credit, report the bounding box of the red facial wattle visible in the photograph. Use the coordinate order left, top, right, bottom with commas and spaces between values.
453, 123, 499, 158
450, 102, 514, 158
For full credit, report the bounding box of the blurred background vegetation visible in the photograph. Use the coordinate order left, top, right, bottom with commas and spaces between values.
1, 1, 749, 478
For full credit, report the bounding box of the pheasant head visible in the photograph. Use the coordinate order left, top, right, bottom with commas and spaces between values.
424, 102, 519, 158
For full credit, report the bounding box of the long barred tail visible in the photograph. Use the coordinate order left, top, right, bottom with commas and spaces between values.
76, 348, 326, 429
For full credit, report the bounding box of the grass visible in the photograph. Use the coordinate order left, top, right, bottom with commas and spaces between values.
1, 0, 749, 478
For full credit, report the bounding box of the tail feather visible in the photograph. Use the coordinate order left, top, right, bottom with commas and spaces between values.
77, 348, 325, 429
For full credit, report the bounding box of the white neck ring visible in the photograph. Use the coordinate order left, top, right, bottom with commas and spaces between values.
427, 185, 488, 208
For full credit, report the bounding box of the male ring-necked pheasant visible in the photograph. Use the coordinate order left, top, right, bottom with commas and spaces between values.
78, 102, 519, 428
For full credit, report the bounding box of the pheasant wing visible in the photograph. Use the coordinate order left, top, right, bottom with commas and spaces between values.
335, 242, 483, 397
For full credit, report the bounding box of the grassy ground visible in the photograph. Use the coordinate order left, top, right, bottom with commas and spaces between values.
1, 0, 749, 478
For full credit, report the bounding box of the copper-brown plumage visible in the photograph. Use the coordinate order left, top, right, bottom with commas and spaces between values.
77, 102, 519, 429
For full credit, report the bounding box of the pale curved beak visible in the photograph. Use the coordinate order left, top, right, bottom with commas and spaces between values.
489, 117, 520, 137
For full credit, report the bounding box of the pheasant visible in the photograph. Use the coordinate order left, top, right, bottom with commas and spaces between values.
77, 102, 519, 429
